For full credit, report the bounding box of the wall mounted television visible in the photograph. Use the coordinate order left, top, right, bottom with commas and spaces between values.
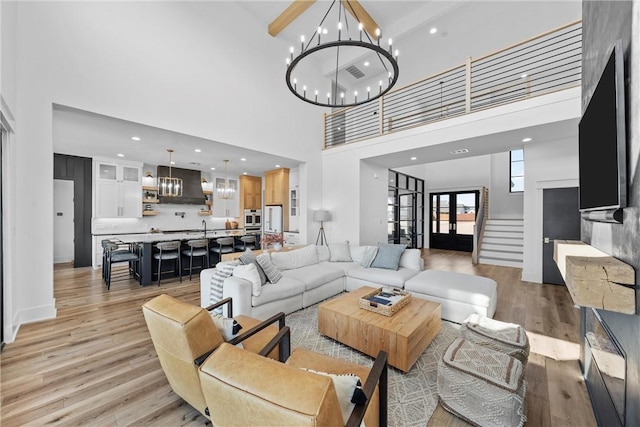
579, 40, 627, 213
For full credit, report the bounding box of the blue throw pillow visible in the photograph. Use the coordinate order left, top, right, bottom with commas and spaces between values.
370, 243, 407, 271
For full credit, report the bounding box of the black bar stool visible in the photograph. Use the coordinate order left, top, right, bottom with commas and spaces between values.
182, 239, 210, 280
104, 241, 140, 290
234, 235, 257, 251
154, 241, 182, 286
210, 237, 235, 264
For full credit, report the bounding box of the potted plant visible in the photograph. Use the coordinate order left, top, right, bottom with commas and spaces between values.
260, 233, 284, 251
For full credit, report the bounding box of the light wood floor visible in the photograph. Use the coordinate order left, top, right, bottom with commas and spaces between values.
1, 249, 596, 426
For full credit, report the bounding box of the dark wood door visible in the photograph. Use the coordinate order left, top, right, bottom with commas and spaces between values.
430, 191, 479, 252
542, 187, 580, 285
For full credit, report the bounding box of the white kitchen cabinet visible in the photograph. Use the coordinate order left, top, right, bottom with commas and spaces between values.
94, 159, 142, 218
283, 231, 300, 247
215, 176, 239, 218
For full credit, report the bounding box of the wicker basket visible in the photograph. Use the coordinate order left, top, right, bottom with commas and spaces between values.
359, 288, 411, 316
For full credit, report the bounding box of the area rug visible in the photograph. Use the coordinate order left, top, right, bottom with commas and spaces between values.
286, 304, 460, 427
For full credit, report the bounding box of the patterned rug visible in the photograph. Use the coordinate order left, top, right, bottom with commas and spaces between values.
286, 303, 460, 426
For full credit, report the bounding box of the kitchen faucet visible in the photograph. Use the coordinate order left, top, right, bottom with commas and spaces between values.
202, 219, 207, 235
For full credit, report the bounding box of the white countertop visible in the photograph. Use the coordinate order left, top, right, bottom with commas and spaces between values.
95, 229, 249, 243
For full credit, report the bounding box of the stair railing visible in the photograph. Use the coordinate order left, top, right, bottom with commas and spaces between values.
472, 187, 489, 265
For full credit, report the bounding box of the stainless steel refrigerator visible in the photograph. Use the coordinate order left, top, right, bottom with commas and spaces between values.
263, 205, 283, 234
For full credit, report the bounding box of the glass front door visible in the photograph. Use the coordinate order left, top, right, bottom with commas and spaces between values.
430, 191, 479, 252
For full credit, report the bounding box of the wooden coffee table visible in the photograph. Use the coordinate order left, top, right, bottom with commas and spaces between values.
318, 286, 441, 372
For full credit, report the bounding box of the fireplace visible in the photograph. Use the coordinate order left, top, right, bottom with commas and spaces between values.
583, 308, 626, 426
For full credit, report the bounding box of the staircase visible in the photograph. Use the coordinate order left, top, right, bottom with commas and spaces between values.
478, 219, 523, 268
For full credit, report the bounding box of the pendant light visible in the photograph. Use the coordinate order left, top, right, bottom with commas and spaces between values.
159, 149, 182, 197
217, 160, 235, 200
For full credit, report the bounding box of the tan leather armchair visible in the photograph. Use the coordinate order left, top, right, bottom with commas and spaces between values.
199, 328, 388, 427
142, 294, 285, 419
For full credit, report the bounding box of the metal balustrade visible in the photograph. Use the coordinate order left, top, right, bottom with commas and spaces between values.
323, 20, 581, 148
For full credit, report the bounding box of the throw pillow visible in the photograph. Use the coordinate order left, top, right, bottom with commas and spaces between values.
256, 253, 282, 284
301, 369, 364, 424
209, 261, 239, 313
399, 248, 422, 271
210, 313, 244, 349
328, 241, 353, 262
233, 263, 262, 297
316, 245, 331, 262
271, 245, 319, 270
238, 249, 267, 285
370, 243, 407, 271
360, 246, 379, 268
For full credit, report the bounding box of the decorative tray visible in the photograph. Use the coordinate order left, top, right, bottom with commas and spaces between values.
359, 287, 411, 316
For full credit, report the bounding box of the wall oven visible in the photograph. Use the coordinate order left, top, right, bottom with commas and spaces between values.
244, 209, 261, 227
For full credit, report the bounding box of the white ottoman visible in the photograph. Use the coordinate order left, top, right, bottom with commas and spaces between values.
404, 270, 497, 323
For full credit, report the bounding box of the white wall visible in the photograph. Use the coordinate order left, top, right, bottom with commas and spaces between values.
521, 137, 579, 283
490, 152, 524, 219
359, 161, 389, 246
424, 155, 491, 192
7, 1, 323, 336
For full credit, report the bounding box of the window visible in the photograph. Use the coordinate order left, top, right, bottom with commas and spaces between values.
510, 149, 524, 192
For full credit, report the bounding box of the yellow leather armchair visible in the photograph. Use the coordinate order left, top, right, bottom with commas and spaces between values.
199, 329, 388, 427
142, 294, 284, 419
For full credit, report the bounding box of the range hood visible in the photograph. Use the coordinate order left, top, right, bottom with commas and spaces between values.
157, 166, 207, 205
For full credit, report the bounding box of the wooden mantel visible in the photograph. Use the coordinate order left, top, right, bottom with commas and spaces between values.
554, 240, 636, 315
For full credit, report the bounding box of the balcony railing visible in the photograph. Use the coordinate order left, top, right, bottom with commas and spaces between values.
323, 20, 581, 148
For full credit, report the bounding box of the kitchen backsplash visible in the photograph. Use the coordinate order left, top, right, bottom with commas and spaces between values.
92, 203, 238, 235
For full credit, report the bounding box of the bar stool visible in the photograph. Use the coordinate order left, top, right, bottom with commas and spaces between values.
101, 239, 130, 281
154, 241, 182, 286
234, 235, 257, 251
104, 241, 140, 290
210, 237, 235, 264
182, 239, 210, 280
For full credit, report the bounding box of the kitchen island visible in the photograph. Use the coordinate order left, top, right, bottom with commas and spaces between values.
95, 229, 255, 286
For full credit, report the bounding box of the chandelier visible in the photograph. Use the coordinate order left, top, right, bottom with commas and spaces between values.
284, 0, 399, 108
217, 160, 235, 200
159, 149, 182, 197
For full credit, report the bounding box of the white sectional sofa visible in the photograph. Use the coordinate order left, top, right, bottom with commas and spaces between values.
200, 244, 498, 323
200, 244, 423, 320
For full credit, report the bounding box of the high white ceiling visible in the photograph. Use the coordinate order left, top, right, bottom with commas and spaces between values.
51, 1, 581, 175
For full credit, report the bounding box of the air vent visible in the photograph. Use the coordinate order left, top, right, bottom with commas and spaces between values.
189, 162, 201, 166
451, 149, 469, 155
346, 65, 365, 79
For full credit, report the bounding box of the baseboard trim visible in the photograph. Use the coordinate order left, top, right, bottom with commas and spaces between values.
18, 299, 57, 325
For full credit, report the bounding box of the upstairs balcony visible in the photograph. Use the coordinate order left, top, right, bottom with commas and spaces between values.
323, 20, 581, 148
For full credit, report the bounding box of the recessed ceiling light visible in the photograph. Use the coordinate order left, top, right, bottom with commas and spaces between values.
117, 153, 125, 157
243, 172, 248, 175
170, 161, 175, 165
430, 27, 438, 35
210, 167, 216, 171
194, 148, 202, 153
275, 164, 281, 168
410, 156, 417, 161
131, 136, 140, 141
521, 73, 528, 78
522, 137, 532, 142
451, 148, 469, 154
240, 158, 246, 161
364, 61, 370, 67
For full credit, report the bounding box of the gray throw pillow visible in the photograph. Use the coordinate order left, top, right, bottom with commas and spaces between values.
256, 253, 282, 284
370, 243, 407, 271
239, 249, 267, 285
328, 241, 352, 262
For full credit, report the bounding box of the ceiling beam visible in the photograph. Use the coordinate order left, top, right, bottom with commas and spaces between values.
268, 0, 316, 37
343, 0, 380, 41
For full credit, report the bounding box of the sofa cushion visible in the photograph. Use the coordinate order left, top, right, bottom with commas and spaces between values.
370, 243, 406, 270
271, 245, 319, 271
347, 264, 419, 288
256, 253, 282, 284
319, 260, 360, 274
282, 264, 345, 291
329, 242, 352, 262
251, 277, 306, 307
404, 270, 497, 308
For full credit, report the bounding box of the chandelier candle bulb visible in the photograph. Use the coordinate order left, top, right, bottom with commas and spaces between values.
317, 26, 322, 44
303, 85, 307, 97
354, 91, 358, 102
300, 35, 305, 52
359, 22, 363, 41
338, 22, 342, 40
388, 38, 393, 53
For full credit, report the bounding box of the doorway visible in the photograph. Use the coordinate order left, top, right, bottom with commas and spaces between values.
542, 187, 580, 285
388, 170, 425, 248
54, 180, 75, 264
430, 190, 479, 252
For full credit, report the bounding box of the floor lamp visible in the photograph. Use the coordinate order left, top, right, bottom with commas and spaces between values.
314, 210, 331, 246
